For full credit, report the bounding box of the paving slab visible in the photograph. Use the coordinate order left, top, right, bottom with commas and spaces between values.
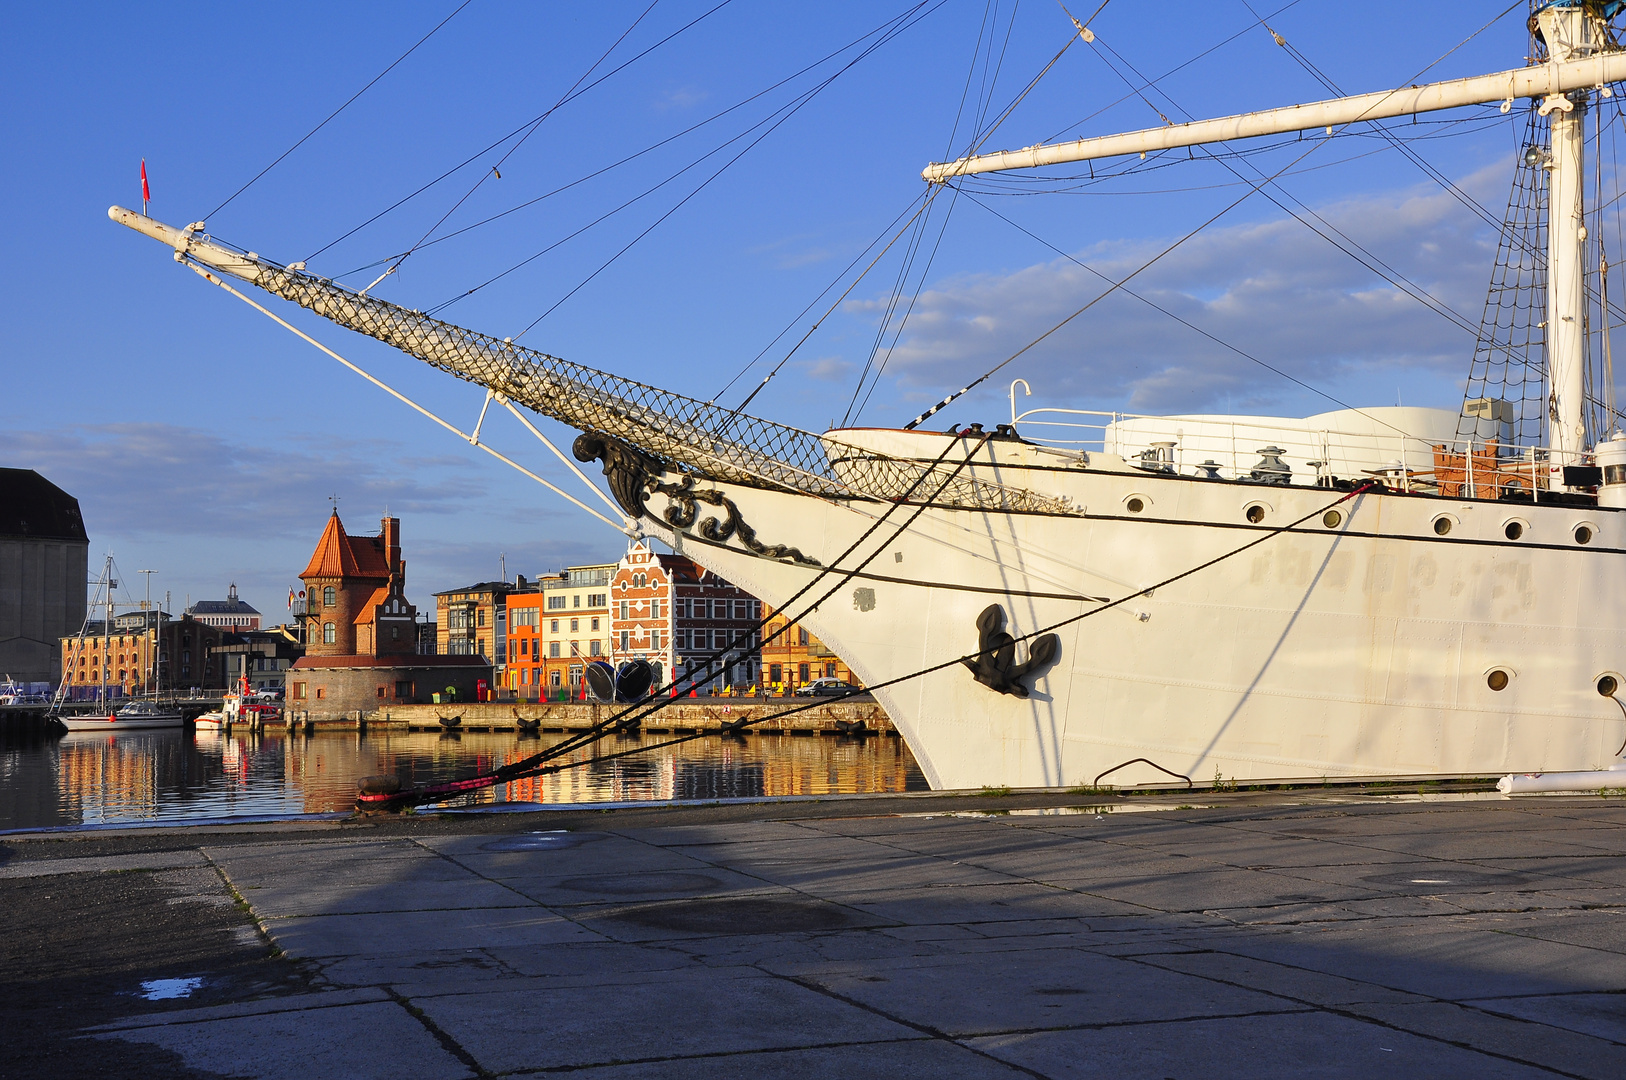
557, 1039, 1032, 1079
232, 877, 537, 917
263, 904, 603, 957
775, 947, 1296, 1036
1346, 1000, 1625, 1079
828, 882, 1149, 924
499, 865, 795, 906
1139, 949, 1434, 1005
1473, 992, 1626, 1043
409, 967, 916, 1072
1209, 921, 1626, 999
966, 1010, 1564, 1079
97, 999, 475, 1080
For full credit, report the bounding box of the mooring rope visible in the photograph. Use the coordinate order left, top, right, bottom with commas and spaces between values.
359, 480, 1378, 810
359, 430, 1000, 809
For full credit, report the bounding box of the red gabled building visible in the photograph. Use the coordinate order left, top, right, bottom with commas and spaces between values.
288, 512, 488, 719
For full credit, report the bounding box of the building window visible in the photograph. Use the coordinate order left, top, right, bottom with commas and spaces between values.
769, 663, 782, 684
395, 681, 411, 698
323, 622, 336, 644
316, 687, 326, 699
376, 686, 386, 698
293, 682, 307, 699
570, 618, 579, 632
549, 670, 561, 687
798, 663, 811, 684
589, 640, 601, 656
798, 627, 810, 646
619, 631, 630, 651
549, 642, 560, 658
591, 617, 599, 631
618, 601, 629, 620
550, 619, 559, 633
547, 596, 566, 610
573, 594, 581, 608
323, 585, 336, 606
588, 592, 606, 606
651, 630, 662, 650
478, 609, 486, 627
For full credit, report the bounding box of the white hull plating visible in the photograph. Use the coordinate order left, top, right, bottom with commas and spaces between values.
642, 432, 1626, 790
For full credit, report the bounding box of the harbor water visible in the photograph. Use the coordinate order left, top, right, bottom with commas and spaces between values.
0, 727, 927, 831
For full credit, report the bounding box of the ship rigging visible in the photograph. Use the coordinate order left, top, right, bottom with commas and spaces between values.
112, 2, 1626, 793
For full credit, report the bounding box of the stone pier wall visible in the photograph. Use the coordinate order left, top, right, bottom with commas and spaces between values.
285, 698, 894, 734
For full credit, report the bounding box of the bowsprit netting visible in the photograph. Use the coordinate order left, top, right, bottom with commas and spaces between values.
1457, 105, 1550, 449
219, 257, 1070, 518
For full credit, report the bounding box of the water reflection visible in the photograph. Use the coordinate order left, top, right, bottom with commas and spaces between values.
0, 727, 927, 830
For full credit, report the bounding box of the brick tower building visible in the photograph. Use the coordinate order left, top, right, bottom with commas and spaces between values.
288, 512, 487, 719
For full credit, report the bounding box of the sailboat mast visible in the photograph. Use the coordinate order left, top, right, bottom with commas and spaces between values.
1536, 2, 1609, 474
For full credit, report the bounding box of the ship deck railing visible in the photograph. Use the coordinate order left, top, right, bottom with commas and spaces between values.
1010, 408, 1564, 496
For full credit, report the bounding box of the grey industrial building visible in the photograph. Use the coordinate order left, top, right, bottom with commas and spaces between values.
0, 469, 89, 685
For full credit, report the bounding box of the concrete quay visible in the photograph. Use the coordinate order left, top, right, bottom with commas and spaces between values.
297, 697, 893, 735
4, 790, 1626, 1079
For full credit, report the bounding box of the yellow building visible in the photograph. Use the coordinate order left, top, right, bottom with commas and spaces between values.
58, 611, 227, 696
759, 607, 855, 693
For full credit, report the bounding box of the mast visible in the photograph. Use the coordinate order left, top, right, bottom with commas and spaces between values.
923, 49, 1626, 180
1534, 2, 1612, 473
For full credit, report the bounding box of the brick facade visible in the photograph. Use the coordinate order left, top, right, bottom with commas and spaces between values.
290, 511, 484, 718
612, 541, 760, 693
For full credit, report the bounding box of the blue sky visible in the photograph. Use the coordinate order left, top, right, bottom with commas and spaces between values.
0, 1, 1561, 619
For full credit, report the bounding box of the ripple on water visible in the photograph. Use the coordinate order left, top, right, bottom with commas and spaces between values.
0, 727, 926, 829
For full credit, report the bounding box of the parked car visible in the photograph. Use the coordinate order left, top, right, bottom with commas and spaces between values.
794, 677, 857, 697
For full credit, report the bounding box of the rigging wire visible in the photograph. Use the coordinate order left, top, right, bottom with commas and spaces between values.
844, 0, 1032, 425
836, 0, 1002, 426
1086, 35, 1480, 337
963, 192, 1422, 433
206, 0, 475, 221
711, 190, 935, 410
302, 0, 736, 265
378, 0, 666, 288
332, 7, 945, 286
904, 9, 1531, 430
504, 0, 951, 341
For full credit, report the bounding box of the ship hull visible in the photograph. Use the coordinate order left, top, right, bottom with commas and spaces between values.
637, 448, 1626, 790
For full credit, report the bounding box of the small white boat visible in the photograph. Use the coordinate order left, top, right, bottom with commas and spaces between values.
57, 700, 185, 731
192, 710, 226, 729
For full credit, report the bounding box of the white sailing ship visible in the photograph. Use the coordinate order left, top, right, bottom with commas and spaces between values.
112, 3, 1626, 789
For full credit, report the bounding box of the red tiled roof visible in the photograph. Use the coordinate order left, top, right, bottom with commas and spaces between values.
301, 512, 391, 580
351, 586, 391, 625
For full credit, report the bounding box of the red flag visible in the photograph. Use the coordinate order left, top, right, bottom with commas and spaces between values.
140, 159, 150, 204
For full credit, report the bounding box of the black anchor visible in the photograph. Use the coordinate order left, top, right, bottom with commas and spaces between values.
962, 605, 1060, 698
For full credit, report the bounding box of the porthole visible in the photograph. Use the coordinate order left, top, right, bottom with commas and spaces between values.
1487, 669, 1510, 692
1575, 524, 1595, 545
1245, 504, 1266, 524
1503, 521, 1525, 541
1125, 497, 1146, 514
1432, 516, 1453, 536
1598, 674, 1619, 697
1322, 510, 1342, 529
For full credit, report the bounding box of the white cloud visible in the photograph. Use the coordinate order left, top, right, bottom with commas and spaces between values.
848, 169, 1508, 418
801, 356, 854, 382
